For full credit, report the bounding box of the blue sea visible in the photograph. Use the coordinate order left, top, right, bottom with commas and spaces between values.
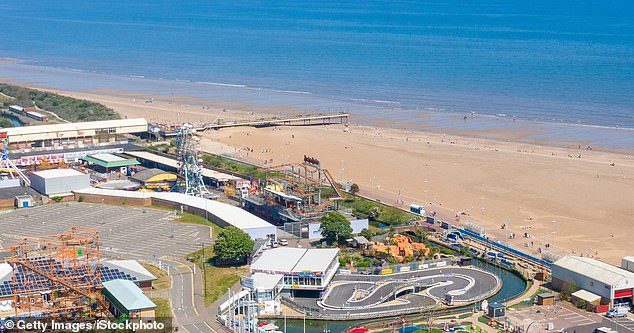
0, 0, 633, 141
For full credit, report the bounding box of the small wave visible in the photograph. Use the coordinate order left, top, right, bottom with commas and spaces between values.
373, 99, 400, 104
128, 75, 145, 79
200, 81, 246, 88
271, 89, 311, 95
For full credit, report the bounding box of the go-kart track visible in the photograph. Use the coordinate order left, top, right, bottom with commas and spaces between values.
291, 267, 500, 319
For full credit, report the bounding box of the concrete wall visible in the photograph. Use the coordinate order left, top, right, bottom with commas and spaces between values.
31, 173, 90, 196
75, 193, 152, 206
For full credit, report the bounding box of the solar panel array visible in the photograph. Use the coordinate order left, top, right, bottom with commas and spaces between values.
0, 258, 138, 298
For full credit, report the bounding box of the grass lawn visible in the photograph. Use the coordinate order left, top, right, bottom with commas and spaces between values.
151, 297, 172, 319
508, 287, 547, 310
141, 262, 171, 291
172, 211, 223, 238
187, 246, 249, 306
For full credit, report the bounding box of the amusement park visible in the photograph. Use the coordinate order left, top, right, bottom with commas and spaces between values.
0, 109, 633, 333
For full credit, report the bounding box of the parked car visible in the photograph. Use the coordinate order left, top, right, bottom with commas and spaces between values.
279, 239, 288, 246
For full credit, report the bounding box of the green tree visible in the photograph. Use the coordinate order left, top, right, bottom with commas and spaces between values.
0, 116, 15, 128
350, 183, 360, 195
320, 212, 352, 244
368, 206, 381, 220
213, 227, 254, 262
360, 228, 376, 240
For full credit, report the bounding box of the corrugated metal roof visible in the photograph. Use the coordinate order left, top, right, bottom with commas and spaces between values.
102, 279, 156, 311
554, 256, 634, 286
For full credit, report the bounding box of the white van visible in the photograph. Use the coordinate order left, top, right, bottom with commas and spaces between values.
606, 306, 628, 318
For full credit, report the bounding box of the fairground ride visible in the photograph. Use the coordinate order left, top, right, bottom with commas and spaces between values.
173, 124, 211, 197
0, 130, 30, 186
260, 155, 344, 220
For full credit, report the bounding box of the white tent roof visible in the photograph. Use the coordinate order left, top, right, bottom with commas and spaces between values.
572, 289, 601, 303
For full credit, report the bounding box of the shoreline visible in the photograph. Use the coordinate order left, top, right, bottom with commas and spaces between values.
1, 59, 634, 152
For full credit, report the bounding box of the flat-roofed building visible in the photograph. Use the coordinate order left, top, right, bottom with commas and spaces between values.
30, 168, 90, 196
82, 153, 140, 174
250, 247, 340, 291
1, 118, 147, 149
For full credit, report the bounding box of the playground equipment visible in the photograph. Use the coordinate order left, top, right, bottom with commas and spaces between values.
1, 226, 110, 319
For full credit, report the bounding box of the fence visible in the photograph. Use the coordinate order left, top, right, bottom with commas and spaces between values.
459, 228, 552, 268
339, 257, 454, 276
280, 297, 439, 320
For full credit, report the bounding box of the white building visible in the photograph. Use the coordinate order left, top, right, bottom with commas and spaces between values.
250, 247, 340, 291
621, 257, 634, 273
1, 118, 147, 149
552, 256, 634, 307
30, 169, 90, 196
73, 188, 277, 240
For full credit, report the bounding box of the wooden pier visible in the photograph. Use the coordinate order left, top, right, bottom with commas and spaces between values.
196, 112, 348, 131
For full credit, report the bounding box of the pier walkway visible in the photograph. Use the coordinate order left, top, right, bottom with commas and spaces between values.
196, 112, 348, 131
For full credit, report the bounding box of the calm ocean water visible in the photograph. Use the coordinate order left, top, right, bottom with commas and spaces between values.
0, 0, 633, 128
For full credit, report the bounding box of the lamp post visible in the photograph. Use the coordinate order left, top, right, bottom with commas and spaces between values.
551, 220, 557, 249
201, 242, 207, 298
101, 198, 105, 225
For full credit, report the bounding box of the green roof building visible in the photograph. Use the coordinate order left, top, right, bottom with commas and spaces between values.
102, 279, 156, 319
83, 153, 140, 174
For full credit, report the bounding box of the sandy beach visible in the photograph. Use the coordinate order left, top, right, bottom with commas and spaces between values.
4, 86, 634, 265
